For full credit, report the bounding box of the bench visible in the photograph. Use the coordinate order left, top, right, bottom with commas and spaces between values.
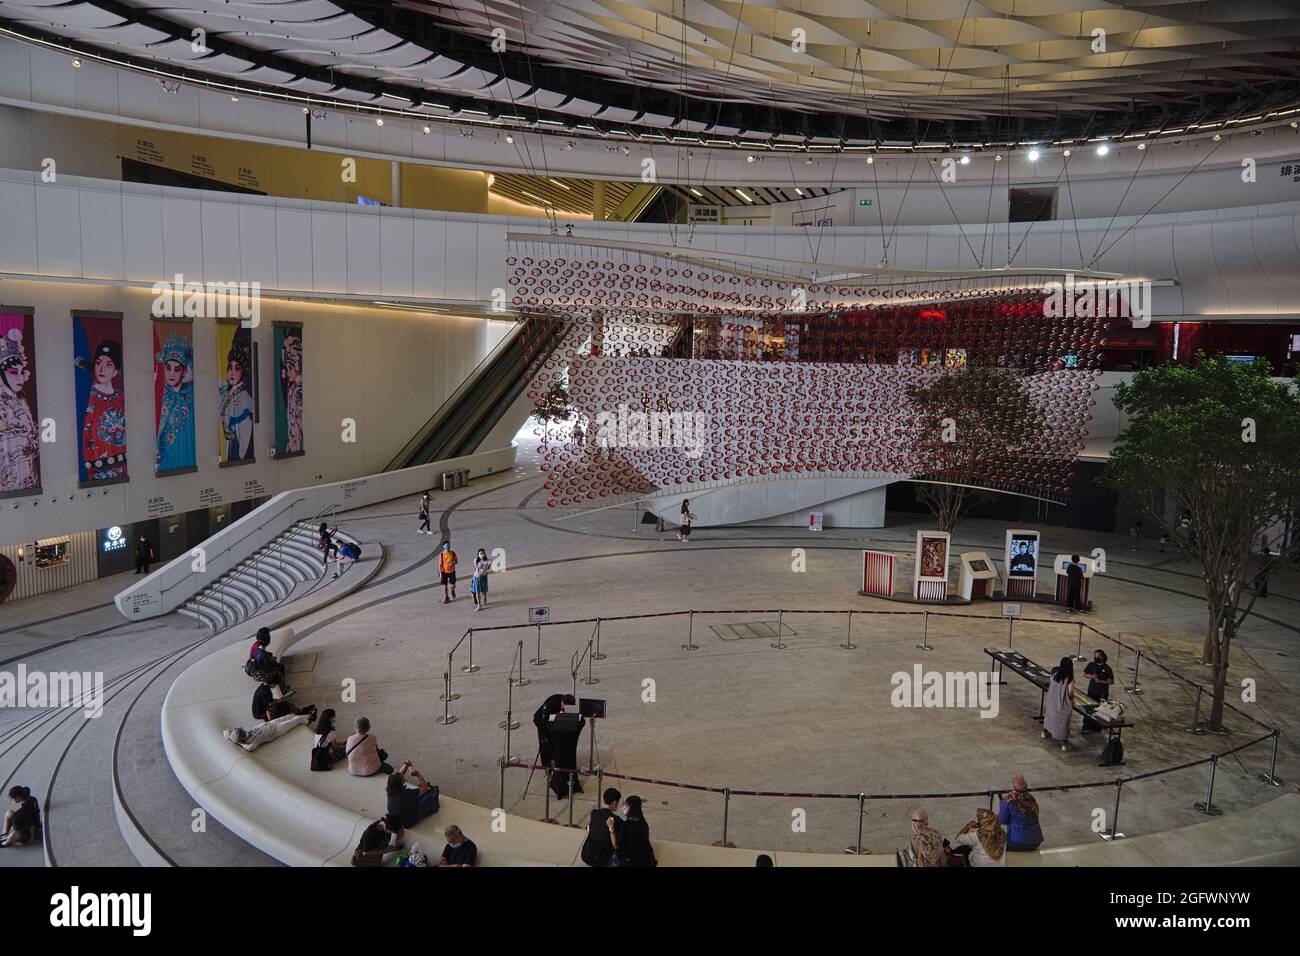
984, 647, 1132, 765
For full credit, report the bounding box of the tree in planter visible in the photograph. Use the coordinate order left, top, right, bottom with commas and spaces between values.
906, 366, 1045, 534
1101, 355, 1300, 731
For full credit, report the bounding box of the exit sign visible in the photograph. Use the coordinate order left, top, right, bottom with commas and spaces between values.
858, 198, 872, 206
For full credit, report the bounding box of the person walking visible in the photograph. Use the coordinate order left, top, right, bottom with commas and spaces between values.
1129, 519, 1143, 551
470, 547, 491, 611
438, 541, 458, 603
134, 534, 154, 574
318, 522, 339, 568
418, 493, 432, 535
678, 499, 693, 543
1041, 657, 1075, 752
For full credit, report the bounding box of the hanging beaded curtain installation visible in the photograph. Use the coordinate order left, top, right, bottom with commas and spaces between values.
510, 241, 1107, 509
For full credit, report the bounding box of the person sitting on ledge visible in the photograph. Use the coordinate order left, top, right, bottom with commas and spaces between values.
251, 679, 315, 725
617, 795, 657, 867
346, 717, 394, 777
999, 774, 1044, 852
755, 854, 774, 867
313, 708, 347, 764
908, 809, 946, 867
580, 788, 622, 867
246, 627, 289, 691
386, 761, 440, 828
953, 808, 1007, 867
352, 814, 404, 867
222, 712, 311, 752
0, 786, 42, 847
438, 825, 477, 867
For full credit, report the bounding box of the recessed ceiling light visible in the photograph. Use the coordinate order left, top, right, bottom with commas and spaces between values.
1063, 149, 1072, 157
1137, 143, 1146, 150
866, 156, 874, 165
1026, 148, 1040, 161
72, 58, 81, 68
505, 133, 514, 144
422, 125, 431, 134
735, 188, 754, 203
376, 117, 384, 127
1212, 133, 1222, 141
994, 153, 1002, 161
745, 155, 755, 164
1291, 122, 1298, 129
230, 95, 239, 102
959, 155, 970, 165
1096, 143, 1109, 155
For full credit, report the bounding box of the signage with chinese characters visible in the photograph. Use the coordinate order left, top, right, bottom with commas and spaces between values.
101, 526, 127, 554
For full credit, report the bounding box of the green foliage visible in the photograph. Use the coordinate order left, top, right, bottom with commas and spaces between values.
533, 381, 571, 423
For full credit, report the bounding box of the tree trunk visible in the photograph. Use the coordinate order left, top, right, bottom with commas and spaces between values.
1208, 616, 1232, 731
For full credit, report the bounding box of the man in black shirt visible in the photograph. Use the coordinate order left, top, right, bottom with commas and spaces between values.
353, 814, 403, 867
1, 786, 41, 847
1081, 650, 1115, 735
580, 788, 622, 867
251, 682, 316, 723
439, 825, 478, 867
1065, 554, 1085, 612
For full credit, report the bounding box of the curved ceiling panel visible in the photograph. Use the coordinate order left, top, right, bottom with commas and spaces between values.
1, 0, 1298, 147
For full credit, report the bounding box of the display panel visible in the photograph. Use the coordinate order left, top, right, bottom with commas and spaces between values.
1007, 531, 1040, 577
216, 323, 255, 465
273, 324, 303, 458
0, 308, 41, 497
73, 312, 127, 486
919, 535, 948, 578
153, 319, 196, 476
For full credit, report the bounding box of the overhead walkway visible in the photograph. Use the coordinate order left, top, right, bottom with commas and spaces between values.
386, 317, 564, 471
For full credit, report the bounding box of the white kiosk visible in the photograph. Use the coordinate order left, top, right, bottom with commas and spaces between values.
958, 552, 1000, 600
1053, 554, 1096, 607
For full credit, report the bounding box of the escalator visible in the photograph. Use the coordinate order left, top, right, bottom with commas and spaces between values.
385, 315, 565, 470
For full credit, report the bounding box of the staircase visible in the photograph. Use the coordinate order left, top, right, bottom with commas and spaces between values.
176, 522, 362, 632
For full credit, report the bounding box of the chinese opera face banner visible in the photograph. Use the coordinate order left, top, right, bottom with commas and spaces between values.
73, 312, 127, 486
273, 324, 303, 458
153, 319, 196, 476
0, 310, 41, 497
217, 323, 255, 465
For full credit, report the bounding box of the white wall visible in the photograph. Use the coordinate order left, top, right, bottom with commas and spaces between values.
0, 274, 496, 547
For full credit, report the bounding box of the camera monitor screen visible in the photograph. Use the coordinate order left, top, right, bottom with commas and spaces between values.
579, 698, 606, 719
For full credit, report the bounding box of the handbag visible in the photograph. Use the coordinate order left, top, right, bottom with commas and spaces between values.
310, 735, 334, 772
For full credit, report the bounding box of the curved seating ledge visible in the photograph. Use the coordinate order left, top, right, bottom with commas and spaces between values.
162, 633, 1300, 867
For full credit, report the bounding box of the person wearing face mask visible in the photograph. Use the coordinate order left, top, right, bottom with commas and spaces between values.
1081, 649, 1115, 735
470, 547, 491, 611
438, 541, 458, 604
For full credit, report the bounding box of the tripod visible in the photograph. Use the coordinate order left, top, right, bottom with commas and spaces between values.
521, 745, 543, 800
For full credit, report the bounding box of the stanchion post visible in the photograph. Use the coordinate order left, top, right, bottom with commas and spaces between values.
1195, 755, 1223, 816
987, 790, 995, 812
1102, 780, 1126, 840
440, 652, 460, 701
682, 609, 697, 651
844, 793, 866, 855
462, 629, 480, 673
542, 771, 557, 825
1184, 685, 1205, 734
595, 768, 604, 808
1260, 731, 1285, 786
1073, 622, 1085, 661
840, 609, 857, 650
511, 640, 531, 687
770, 609, 788, 649
1130, 650, 1144, 695
1008, 615, 1014, 648
498, 757, 505, 811
581, 637, 599, 685
530, 622, 547, 666
711, 787, 736, 848
593, 617, 606, 660
567, 774, 578, 827
437, 672, 457, 725
917, 610, 931, 651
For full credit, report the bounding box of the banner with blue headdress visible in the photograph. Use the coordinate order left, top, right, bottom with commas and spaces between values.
153, 319, 196, 475
273, 323, 303, 459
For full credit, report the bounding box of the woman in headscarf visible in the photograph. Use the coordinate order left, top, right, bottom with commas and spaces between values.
1042, 656, 1075, 751
908, 808, 945, 867
954, 808, 1007, 867
998, 774, 1044, 851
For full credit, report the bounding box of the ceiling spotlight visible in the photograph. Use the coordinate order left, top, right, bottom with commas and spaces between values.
1137, 143, 1146, 150
1212, 133, 1222, 141
563, 141, 574, 151
1291, 122, 1298, 129
505, 133, 514, 144
745, 154, 755, 164
72, 58, 81, 69
804, 157, 812, 165
1062, 149, 1072, 157
230, 95, 239, 103
1096, 143, 1109, 155
959, 155, 970, 165
376, 117, 384, 127
994, 153, 1002, 161
1026, 148, 1040, 161
866, 156, 874, 165
303, 106, 310, 114
621, 145, 630, 155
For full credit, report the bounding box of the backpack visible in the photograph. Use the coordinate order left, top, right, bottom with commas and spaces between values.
1099, 736, 1125, 767
342, 542, 360, 560
243, 657, 260, 678
310, 735, 334, 772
